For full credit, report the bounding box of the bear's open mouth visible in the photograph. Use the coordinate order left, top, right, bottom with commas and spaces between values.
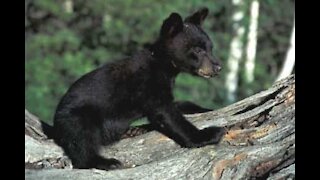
197, 69, 214, 78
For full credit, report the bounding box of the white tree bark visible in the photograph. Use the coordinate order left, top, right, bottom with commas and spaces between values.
244, 0, 259, 83
225, 0, 246, 103
64, 0, 73, 13
276, 18, 295, 82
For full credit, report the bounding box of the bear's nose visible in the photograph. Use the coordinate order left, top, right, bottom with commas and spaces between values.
216, 65, 222, 72
213, 63, 222, 73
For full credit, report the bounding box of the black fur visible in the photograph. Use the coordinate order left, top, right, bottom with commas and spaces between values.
53, 7, 225, 170
174, 100, 213, 114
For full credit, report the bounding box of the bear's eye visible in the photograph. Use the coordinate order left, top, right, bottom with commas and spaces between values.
198, 42, 206, 50
188, 52, 198, 62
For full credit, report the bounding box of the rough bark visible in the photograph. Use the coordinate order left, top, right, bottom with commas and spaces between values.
25, 74, 295, 180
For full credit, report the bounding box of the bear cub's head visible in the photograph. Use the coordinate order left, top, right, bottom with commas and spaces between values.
158, 7, 221, 78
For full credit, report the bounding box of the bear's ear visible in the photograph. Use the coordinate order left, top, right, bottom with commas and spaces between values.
160, 13, 183, 38
185, 7, 209, 26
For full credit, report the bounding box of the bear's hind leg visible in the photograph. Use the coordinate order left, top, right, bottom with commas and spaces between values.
54, 117, 123, 170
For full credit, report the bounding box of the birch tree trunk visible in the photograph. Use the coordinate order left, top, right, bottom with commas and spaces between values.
64, 0, 73, 13
25, 75, 295, 180
276, 18, 295, 82
225, 0, 246, 103
244, 0, 259, 83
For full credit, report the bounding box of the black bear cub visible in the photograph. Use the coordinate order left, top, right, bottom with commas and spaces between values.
53, 7, 225, 170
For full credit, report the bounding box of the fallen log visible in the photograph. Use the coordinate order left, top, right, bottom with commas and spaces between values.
25, 74, 295, 180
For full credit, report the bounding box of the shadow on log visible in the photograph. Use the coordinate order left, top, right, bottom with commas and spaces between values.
25, 75, 295, 180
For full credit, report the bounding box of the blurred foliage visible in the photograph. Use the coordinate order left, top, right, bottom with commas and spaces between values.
25, 0, 294, 123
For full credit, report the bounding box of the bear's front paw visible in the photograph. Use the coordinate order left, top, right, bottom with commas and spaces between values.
200, 126, 226, 144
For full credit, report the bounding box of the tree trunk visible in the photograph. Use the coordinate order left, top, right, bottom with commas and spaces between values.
244, 0, 259, 83
64, 0, 73, 13
25, 74, 295, 180
225, 0, 246, 103
276, 17, 295, 82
